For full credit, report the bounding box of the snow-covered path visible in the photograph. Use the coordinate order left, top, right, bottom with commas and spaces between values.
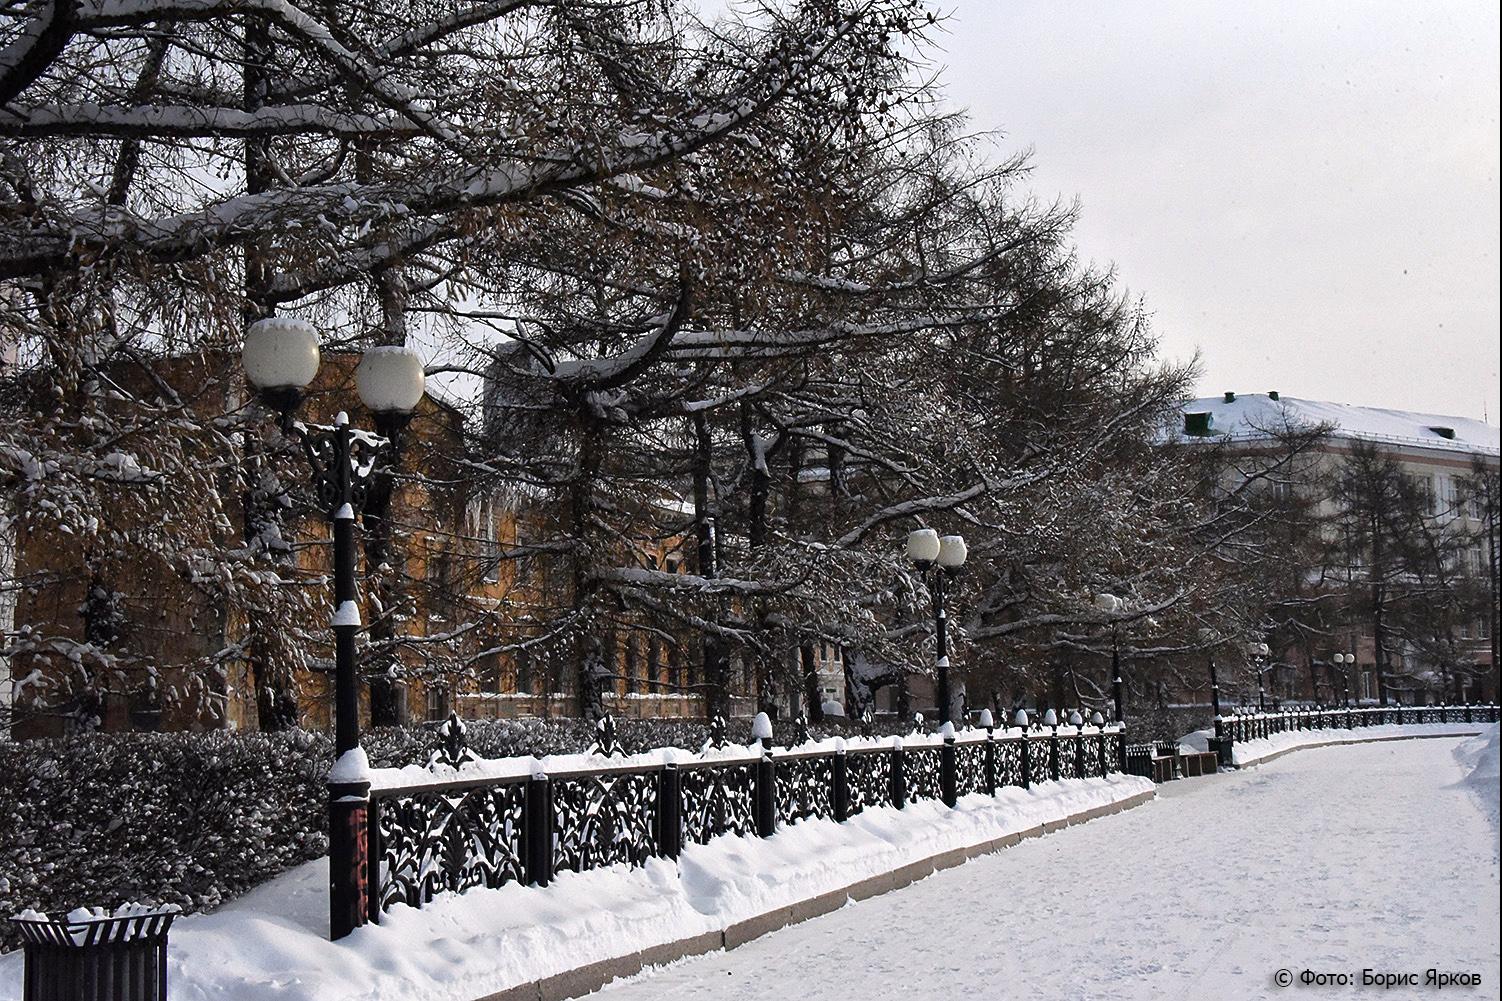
598, 736, 1501, 1001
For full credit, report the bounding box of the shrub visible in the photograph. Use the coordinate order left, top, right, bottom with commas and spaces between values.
0, 712, 908, 950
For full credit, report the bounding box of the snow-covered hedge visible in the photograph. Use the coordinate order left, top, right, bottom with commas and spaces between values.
0, 714, 905, 951
0, 729, 328, 953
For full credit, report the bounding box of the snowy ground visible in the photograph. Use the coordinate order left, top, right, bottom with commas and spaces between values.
595, 729, 1501, 1001
1224, 721, 1486, 767
0, 774, 1150, 1001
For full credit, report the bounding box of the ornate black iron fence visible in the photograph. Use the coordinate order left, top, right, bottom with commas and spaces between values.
1212, 704, 1499, 765
363, 715, 1130, 922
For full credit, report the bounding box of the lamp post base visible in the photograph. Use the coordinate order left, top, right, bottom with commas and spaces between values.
328, 780, 371, 940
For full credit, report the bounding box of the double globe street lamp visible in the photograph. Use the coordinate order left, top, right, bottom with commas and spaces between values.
241, 317, 425, 939
1248, 641, 1271, 710
906, 528, 967, 725
1094, 592, 1126, 723
1331, 652, 1355, 707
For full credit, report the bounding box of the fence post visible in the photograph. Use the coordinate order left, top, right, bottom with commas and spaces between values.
328, 776, 370, 942
1465, 703, 1473, 724
890, 743, 908, 808
525, 775, 554, 887
366, 797, 383, 926
1075, 730, 1087, 780
983, 728, 998, 796
1019, 735, 1032, 789
1049, 727, 1061, 782
940, 734, 958, 807
833, 751, 850, 822
1097, 729, 1108, 776
755, 747, 777, 837
657, 764, 682, 860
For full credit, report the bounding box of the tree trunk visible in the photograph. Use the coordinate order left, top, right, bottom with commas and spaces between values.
801, 644, 823, 722
571, 417, 605, 720
363, 264, 409, 726
693, 412, 730, 719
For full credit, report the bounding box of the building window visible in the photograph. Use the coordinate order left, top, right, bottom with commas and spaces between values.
481, 511, 501, 584
1360, 670, 1376, 702
1414, 475, 1435, 515
426, 684, 450, 722
478, 650, 502, 693
1440, 476, 1461, 517
515, 646, 532, 695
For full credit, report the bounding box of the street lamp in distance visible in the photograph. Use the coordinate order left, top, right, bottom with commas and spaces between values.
1095, 593, 1125, 722
907, 529, 967, 725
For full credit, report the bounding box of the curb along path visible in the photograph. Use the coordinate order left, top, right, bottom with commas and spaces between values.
476, 788, 1158, 1001
592, 734, 1499, 1001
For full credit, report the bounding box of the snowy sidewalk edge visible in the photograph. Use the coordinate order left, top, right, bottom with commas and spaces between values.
474, 788, 1158, 1001
1233, 727, 1485, 768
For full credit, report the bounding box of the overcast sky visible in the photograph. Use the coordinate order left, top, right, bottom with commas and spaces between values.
926, 0, 1500, 420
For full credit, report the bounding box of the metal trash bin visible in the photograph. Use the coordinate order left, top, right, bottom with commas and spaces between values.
10, 906, 176, 1001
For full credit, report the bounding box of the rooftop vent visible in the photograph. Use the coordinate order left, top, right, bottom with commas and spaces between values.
1223, 391, 1236, 403
1429, 426, 1456, 440
1184, 411, 1214, 436
1268, 391, 1279, 401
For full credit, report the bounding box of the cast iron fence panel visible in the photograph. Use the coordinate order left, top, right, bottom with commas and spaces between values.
954, 740, 988, 797
1055, 734, 1079, 780
996, 738, 1026, 788
1080, 734, 1102, 778
678, 760, 758, 844
903, 745, 944, 802
362, 715, 1135, 920
774, 752, 836, 825
551, 767, 661, 874
844, 747, 895, 815
371, 780, 527, 913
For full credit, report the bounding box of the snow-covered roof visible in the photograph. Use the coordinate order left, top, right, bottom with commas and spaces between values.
1178, 393, 1500, 457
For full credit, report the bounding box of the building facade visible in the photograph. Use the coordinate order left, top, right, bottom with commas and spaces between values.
1180, 391, 1499, 704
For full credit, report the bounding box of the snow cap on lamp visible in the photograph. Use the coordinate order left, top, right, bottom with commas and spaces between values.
906, 528, 940, 563
243, 317, 319, 408
937, 534, 968, 568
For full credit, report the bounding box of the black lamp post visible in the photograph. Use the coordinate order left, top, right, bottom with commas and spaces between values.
907, 529, 968, 725
1332, 652, 1354, 707
241, 318, 425, 940
1248, 641, 1270, 710
1095, 593, 1125, 722
1208, 654, 1221, 718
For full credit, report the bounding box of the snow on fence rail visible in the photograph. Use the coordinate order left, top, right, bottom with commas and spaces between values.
1213, 704, 1499, 764
363, 712, 1128, 922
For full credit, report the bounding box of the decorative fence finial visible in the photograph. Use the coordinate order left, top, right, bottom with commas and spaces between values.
704, 714, 731, 752
911, 712, 926, 735
751, 711, 773, 751
790, 712, 812, 748
429, 711, 475, 770
589, 713, 625, 757
860, 708, 875, 738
